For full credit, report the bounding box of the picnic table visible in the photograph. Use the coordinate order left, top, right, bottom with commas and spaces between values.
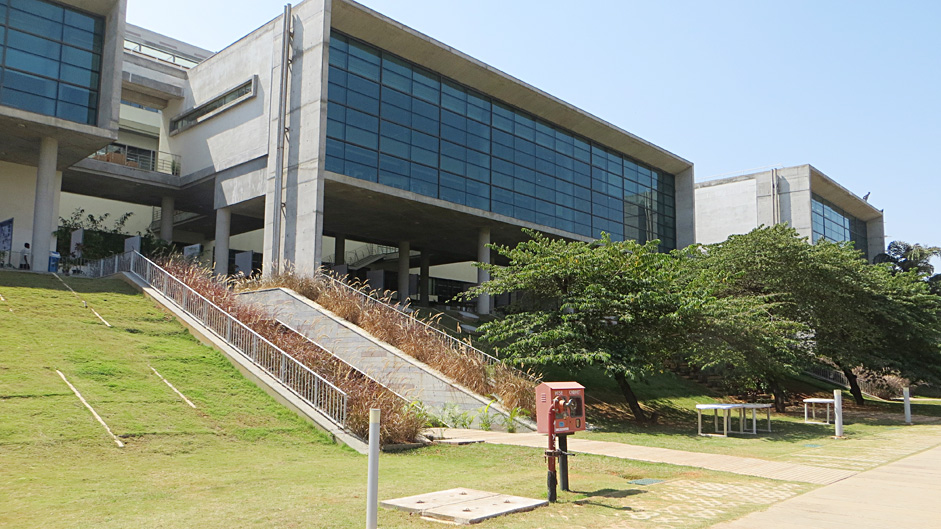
696, 403, 773, 437
803, 398, 836, 424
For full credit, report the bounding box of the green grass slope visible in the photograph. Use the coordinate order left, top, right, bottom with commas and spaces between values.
0, 271, 823, 528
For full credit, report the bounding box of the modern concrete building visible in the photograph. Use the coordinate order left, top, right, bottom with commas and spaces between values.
0, 0, 126, 269
695, 164, 885, 260
2, 0, 695, 313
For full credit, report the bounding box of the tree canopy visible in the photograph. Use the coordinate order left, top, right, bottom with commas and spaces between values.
466, 229, 805, 421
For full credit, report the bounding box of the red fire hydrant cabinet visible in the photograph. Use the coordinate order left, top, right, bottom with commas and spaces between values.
536, 381, 585, 502
536, 381, 586, 434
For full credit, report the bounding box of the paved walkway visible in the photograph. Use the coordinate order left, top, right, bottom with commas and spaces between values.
710, 443, 941, 528
440, 429, 856, 485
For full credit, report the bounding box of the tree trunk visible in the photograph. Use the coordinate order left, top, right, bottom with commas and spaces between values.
613, 373, 656, 424
842, 367, 865, 405
767, 378, 787, 413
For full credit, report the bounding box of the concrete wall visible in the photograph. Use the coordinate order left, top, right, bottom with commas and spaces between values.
755, 166, 813, 238
694, 177, 758, 245
263, 0, 331, 274
166, 22, 275, 177
0, 162, 40, 260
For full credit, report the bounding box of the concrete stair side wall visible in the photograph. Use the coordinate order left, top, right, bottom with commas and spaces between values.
238, 288, 535, 432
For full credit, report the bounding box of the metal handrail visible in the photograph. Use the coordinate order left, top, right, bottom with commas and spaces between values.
804, 365, 898, 399
316, 270, 540, 382
90, 143, 181, 176
88, 251, 349, 428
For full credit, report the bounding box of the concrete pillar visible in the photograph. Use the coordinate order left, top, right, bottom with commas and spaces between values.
160, 196, 175, 243
335, 234, 346, 265
31, 137, 59, 270
477, 227, 491, 315
214, 207, 231, 277
419, 250, 430, 307
398, 240, 410, 303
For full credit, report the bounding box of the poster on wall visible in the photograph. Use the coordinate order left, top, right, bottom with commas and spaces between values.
0, 218, 12, 253
183, 244, 202, 260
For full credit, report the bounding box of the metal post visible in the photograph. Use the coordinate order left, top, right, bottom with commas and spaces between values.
268, 3, 292, 276
558, 434, 570, 492
546, 399, 558, 503
366, 408, 380, 529
833, 389, 844, 438
904, 387, 912, 424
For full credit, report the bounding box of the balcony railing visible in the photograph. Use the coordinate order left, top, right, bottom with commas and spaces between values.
90, 143, 181, 176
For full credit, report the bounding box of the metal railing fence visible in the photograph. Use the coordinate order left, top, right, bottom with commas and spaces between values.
88, 251, 349, 427
316, 270, 540, 383
804, 365, 900, 399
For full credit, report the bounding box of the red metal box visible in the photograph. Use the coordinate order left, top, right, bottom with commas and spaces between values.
536, 381, 586, 434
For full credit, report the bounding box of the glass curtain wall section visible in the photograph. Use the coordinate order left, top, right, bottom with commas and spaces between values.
325, 32, 676, 249
0, 0, 103, 125
811, 193, 869, 256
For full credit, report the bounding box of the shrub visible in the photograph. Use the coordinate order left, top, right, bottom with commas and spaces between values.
158, 257, 424, 445
236, 269, 540, 417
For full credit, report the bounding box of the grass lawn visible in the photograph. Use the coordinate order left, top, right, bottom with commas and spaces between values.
0, 271, 815, 528
540, 364, 941, 471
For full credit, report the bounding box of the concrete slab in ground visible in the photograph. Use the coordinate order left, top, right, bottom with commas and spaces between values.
381, 487, 547, 524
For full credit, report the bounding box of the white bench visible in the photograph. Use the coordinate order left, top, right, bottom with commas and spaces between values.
803, 398, 835, 424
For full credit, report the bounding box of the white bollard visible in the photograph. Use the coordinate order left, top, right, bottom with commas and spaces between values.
833, 389, 844, 438
366, 408, 380, 529
904, 387, 912, 424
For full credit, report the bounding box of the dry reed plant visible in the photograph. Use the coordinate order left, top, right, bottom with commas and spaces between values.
236, 269, 539, 417
158, 257, 424, 444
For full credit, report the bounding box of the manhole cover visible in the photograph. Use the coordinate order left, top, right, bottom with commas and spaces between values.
627, 478, 664, 486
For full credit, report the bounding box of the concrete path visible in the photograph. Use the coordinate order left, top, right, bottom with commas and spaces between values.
440, 429, 856, 485
711, 443, 941, 528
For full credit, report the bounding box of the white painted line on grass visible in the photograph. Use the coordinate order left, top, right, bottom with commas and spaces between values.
56, 369, 124, 448
90, 309, 112, 327
52, 273, 112, 327
150, 366, 197, 409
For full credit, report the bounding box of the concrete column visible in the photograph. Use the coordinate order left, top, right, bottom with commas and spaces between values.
674, 166, 696, 250
335, 234, 346, 265
160, 196, 175, 243
214, 207, 231, 277
31, 137, 59, 270
477, 227, 491, 315
398, 240, 410, 303
419, 250, 430, 307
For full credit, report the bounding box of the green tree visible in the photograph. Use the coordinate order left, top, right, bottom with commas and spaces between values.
874, 241, 941, 275
466, 230, 802, 421
701, 225, 941, 405
56, 209, 169, 270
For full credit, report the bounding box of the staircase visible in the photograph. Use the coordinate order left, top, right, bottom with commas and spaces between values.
238, 287, 534, 431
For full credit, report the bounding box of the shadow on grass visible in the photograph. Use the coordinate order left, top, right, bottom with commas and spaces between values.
571, 488, 646, 510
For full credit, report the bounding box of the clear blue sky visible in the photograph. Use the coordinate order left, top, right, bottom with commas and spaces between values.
128, 0, 940, 264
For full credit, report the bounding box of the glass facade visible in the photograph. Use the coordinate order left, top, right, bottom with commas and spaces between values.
811, 193, 869, 256
325, 32, 676, 248
0, 0, 103, 125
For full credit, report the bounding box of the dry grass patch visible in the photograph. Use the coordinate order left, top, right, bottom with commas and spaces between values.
236, 270, 539, 415
158, 258, 423, 444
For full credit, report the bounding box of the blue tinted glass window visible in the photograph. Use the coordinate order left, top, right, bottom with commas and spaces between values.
0, 0, 103, 125
323, 31, 676, 248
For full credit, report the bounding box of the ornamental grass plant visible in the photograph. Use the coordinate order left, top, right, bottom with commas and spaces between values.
236, 269, 539, 415
158, 257, 424, 444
